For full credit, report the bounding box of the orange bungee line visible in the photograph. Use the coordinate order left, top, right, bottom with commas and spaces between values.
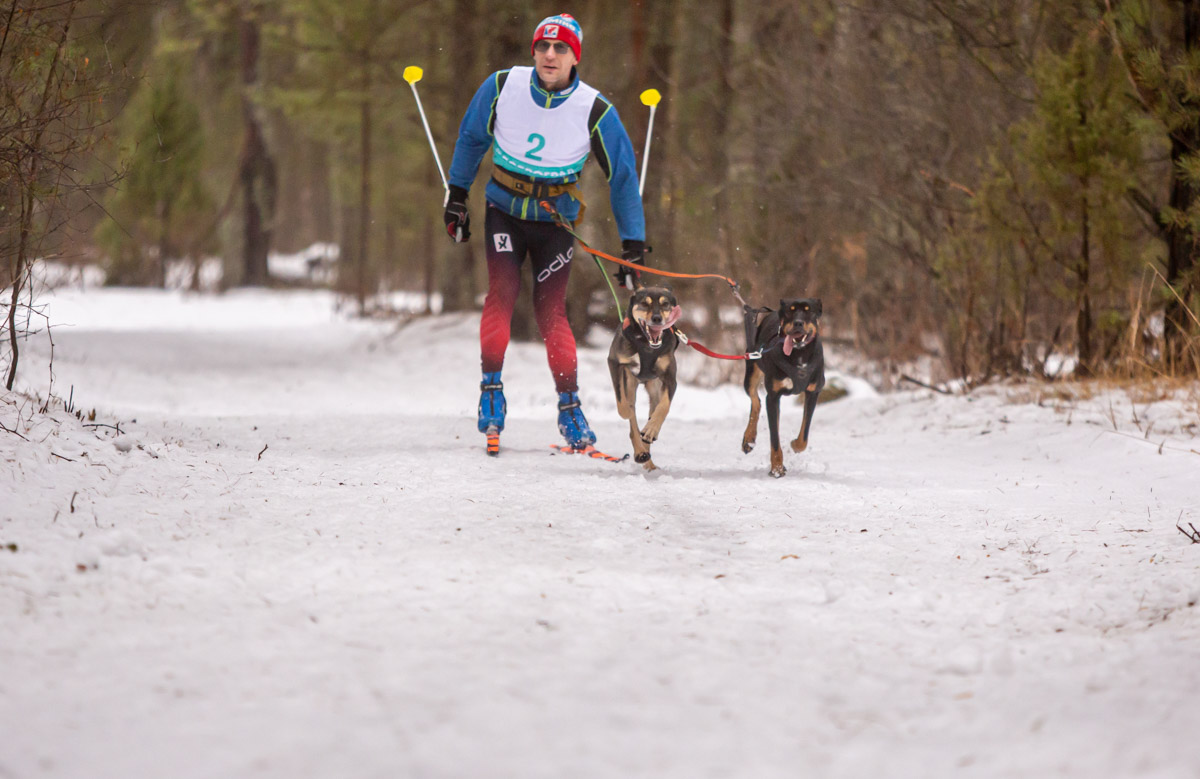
538, 200, 766, 362
538, 200, 741, 289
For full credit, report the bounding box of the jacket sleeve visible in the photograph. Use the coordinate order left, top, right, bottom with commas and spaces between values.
590, 99, 646, 243
448, 71, 507, 192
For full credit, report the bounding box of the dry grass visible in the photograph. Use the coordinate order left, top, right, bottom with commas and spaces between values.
1112, 266, 1200, 383
998, 376, 1199, 446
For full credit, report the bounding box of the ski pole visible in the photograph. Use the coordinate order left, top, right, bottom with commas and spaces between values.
404, 66, 450, 198
638, 89, 661, 198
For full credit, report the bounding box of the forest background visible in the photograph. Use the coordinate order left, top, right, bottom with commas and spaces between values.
4, 0, 1200, 391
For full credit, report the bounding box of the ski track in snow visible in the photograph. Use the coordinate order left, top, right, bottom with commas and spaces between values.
2, 288, 1199, 779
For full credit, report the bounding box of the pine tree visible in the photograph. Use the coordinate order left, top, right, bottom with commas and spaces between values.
1108, 0, 1200, 370
97, 52, 212, 287
957, 23, 1143, 377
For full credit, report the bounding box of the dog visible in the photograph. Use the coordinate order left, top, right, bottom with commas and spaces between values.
608, 285, 682, 471
741, 298, 825, 477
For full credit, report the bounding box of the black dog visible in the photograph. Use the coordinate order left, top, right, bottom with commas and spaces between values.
742, 298, 825, 477
608, 285, 682, 471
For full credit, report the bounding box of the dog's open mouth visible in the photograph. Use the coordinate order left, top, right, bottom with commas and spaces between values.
782, 323, 817, 356
637, 305, 682, 348
641, 322, 668, 347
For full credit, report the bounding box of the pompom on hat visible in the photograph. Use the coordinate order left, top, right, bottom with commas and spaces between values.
532, 14, 583, 62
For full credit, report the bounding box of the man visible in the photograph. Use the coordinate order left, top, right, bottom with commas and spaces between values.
444, 12, 647, 454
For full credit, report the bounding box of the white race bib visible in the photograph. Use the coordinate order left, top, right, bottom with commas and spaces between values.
492, 66, 597, 178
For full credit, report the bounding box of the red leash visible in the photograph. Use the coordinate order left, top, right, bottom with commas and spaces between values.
673, 328, 763, 361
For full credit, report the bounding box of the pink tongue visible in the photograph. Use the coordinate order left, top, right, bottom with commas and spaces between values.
664, 306, 682, 329
783, 334, 795, 356
648, 326, 665, 343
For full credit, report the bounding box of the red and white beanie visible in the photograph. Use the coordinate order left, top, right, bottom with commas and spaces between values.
531, 13, 583, 62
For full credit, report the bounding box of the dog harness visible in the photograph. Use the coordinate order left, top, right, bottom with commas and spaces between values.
621, 320, 679, 381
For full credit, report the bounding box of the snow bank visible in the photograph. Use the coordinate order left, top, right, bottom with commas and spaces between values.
2, 287, 1198, 779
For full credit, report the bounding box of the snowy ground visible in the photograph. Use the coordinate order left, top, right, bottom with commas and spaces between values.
3, 287, 1199, 779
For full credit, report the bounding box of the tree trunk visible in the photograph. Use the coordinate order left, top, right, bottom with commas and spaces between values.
628, 0, 649, 149
358, 94, 372, 313
423, 161, 436, 313
1166, 133, 1200, 367
423, 211, 435, 314
707, 0, 756, 341
157, 198, 171, 289
657, 0, 691, 272
238, 11, 275, 287
1164, 0, 1200, 369
5, 178, 35, 391
442, 0, 479, 313
1076, 195, 1093, 377
338, 202, 358, 299
701, 0, 738, 339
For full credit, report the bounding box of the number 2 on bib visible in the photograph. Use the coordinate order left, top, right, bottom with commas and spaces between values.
524, 133, 546, 161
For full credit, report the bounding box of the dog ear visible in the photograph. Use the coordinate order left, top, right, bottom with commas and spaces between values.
779, 299, 788, 313
813, 298, 823, 316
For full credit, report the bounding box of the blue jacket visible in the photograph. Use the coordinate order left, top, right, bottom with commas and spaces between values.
448, 68, 646, 242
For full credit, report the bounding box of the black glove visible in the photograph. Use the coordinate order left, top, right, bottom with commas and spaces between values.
443, 185, 471, 243
616, 239, 646, 291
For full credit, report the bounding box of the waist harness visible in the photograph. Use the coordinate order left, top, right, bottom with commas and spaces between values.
492, 167, 587, 224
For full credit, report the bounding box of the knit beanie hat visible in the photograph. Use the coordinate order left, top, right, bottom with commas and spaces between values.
532, 14, 583, 62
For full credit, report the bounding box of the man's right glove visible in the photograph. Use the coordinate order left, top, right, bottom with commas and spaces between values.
443, 185, 471, 243
616, 239, 646, 291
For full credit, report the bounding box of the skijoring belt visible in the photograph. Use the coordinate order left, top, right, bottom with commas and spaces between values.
491, 166, 587, 224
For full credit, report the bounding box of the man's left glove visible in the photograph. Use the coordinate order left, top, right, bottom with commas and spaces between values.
443, 185, 471, 243
616, 239, 646, 291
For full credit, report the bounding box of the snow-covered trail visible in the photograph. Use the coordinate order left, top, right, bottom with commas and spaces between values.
3, 289, 1199, 778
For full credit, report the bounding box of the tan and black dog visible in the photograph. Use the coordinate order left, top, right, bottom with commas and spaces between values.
742, 298, 825, 477
608, 285, 682, 471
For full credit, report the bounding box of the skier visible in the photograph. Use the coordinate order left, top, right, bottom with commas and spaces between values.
443, 12, 647, 454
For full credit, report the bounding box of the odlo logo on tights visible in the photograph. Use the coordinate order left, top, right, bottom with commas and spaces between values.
537, 246, 573, 282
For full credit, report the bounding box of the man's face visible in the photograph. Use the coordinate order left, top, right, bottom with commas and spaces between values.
533, 39, 577, 91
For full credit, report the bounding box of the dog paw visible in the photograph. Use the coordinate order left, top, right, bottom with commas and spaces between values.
769, 465, 786, 478
641, 459, 658, 472
634, 451, 652, 464
741, 438, 755, 454
790, 437, 807, 453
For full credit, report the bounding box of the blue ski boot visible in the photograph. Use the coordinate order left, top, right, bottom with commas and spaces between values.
478, 371, 506, 433
557, 391, 597, 450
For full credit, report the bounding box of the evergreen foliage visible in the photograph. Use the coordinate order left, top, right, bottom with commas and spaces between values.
97, 50, 212, 286
1106, 0, 1200, 370
961, 24, 1144, 378
7, 0, 1200, 382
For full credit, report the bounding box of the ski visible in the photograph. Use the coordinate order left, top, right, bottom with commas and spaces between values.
548, 444, 630, 463
486, 428, 501, 456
